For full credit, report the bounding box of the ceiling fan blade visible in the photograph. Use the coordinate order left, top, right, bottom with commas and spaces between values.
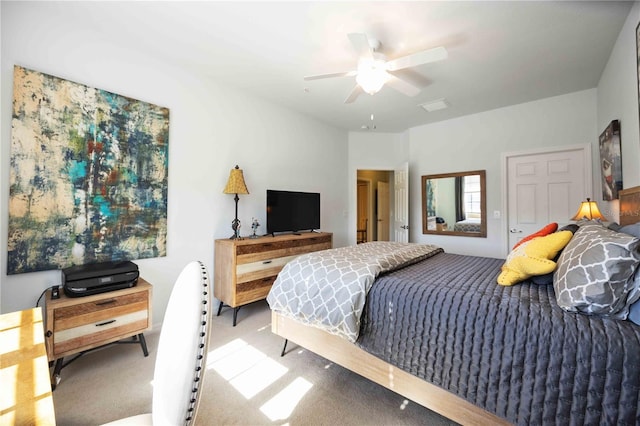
304, 70, 357, 81
344, 85, 363, 104
348, 33, 373, 59
386, 46, 448, 71
385, 74, 421, 97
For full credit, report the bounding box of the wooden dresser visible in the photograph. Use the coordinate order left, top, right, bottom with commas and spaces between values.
214, 232, 332, 325
44, 279, 152, 388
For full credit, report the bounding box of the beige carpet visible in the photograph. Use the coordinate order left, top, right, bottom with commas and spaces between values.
52, 300, 458, 425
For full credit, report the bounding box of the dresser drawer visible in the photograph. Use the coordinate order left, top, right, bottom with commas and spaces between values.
236, 254, 298, 282
237, 240, 332, 264
53, 311, 148, 356
236, 234, 332, 256
54, 292, 148, 330
235, 275, 277, 305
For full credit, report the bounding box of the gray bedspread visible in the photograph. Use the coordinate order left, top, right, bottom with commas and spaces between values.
357, 252, 640, 425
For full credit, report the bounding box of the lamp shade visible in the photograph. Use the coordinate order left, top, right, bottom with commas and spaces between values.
571, 198, 606, 221
223, 165, 249, 195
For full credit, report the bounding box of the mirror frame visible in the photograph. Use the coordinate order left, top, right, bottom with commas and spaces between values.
421, 170, 487, 237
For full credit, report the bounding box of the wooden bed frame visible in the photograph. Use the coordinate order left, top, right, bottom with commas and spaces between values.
271, 186, 640, 425
271, 312, 510, 425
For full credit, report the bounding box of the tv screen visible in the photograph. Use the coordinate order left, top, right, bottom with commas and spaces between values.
267, 190, 320, 234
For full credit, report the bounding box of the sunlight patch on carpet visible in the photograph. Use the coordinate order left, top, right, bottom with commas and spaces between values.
207, 338, 288, 398
260, 377, 313, 421
230, 358, 287, 399
208, 339, 268, 380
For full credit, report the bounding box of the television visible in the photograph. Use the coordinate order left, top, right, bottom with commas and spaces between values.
266, 190, 320, 234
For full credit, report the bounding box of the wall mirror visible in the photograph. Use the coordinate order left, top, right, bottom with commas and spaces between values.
421, 170, 487, 237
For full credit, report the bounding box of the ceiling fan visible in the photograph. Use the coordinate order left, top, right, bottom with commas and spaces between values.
304, 33, 448, 104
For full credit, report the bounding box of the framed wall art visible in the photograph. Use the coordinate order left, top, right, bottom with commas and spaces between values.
599, 119, 622, 201
8, 66, 170, 274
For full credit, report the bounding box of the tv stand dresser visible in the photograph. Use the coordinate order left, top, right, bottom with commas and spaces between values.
214, 232, 332, 325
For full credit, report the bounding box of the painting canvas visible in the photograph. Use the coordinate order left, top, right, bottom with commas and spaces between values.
8, 66, 169, 274
599, 119, 622, 201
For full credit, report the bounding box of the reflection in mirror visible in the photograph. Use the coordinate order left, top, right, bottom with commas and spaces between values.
421, 170, 486, 237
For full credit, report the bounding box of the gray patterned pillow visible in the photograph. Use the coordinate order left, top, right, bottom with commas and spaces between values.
554, 222, 640, 319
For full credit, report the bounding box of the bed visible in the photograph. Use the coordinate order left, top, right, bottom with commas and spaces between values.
426, 215, 437, 231
453, 218, 482, 233
268, 186, 640, 425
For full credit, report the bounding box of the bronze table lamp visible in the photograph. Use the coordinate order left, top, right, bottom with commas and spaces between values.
223, 165, 249, 239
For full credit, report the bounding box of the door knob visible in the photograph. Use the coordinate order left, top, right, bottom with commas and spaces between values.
400, 225, 409, 230
509, 228, 522, 233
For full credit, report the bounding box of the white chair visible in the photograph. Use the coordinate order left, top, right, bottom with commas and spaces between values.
104, 261, 212, 426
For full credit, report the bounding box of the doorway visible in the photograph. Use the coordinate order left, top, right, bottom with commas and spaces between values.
357, 170, 392, 242
357, 180, 370, 243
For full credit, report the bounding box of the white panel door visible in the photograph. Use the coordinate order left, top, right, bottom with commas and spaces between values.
507, 148, 587, 249
394, 162, 409, 242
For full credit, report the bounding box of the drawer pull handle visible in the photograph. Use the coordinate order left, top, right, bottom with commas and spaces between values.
96, 319, 116, 327
95, 299, 116, 306
262, 260, 272, 264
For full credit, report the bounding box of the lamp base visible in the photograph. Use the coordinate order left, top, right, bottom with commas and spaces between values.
229, 218, 241, 240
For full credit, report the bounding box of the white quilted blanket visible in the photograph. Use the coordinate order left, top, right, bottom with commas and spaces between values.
266, 241, 443, 342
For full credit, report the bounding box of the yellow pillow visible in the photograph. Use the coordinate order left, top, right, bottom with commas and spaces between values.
497, 231, 573, 286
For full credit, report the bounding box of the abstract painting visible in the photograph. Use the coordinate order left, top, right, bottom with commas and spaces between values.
599, 119, 622, 201
8, 66, 169, 274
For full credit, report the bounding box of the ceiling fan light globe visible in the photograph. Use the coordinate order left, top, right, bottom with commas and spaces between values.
356, 59, 389, 95
357, 76, 386, 95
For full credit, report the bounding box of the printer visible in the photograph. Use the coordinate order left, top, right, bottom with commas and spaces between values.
62, 260, 139, 297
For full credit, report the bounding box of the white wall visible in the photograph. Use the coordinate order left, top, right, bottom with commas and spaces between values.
0, 2, 349, 319
597, 1, 640, 221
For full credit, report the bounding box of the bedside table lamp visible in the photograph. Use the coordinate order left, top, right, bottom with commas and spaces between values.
571, 198, 607, 221
223, 165, 249, 239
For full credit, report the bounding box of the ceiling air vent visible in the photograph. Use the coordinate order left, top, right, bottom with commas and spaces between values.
419, 98, 449, 112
